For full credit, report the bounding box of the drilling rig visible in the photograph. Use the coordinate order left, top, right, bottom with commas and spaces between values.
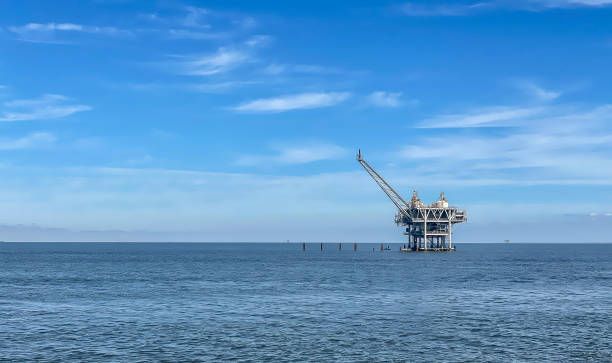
357, 150, 466, 251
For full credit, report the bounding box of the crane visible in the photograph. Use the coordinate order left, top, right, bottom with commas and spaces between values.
356, 149, 466, 251
356, 149, 410, 219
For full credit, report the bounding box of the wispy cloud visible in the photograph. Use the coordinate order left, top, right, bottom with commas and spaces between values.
399, 3, 488, 16
399, 104, 612, 185
512, 80, 561, 101
8, 6, 254, 44
166, 28, 227, 40
417, 106, 545, 128
126, 154, 155, 165
189, 81, 259, 93
244, 34, 273, 47
182, 6, 211, 28
0, 132, 56, 150
180, 6, 255, 29
0, 94, 91, 122
173, 47, 250, 76
235, 143, 348, 166
8, 22, 130, 43
234, 92, 350, 113
398, 0, 612, 16
263, 63, 343, 75
367, 91, 410, 108
539, 0, 612, 7
141, 6, 256, 40
587, 212, 612, 216
113, 80, 258, 93
137, 8, 343, 92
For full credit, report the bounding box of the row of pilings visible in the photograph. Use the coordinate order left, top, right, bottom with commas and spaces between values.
301, 242, 391, 251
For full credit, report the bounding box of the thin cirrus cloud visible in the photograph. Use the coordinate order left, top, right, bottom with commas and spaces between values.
173, 47, 250, 76
512, 81, 561, 101
367, 91, 409, 108
398, 0, 612, 16
182, 6, 211, 28
399, 3, 487, 16
233, 92, 351, 113
7, 22, 129, 43
171, 35, 270, 76
235, 143, 348, 166
179, 6, 256, 30
142, 6, 257, 40
0, 94, 91, 122
167, 29, 228, 40
263, 63, 343, 75
416, 106, 545, 128
539, 0, 612, 6
138, 6, 210, 29
0, 132, 56, 150
399, 104, 612, 185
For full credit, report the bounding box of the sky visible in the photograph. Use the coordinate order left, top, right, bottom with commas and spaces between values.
1, 0, 612, 242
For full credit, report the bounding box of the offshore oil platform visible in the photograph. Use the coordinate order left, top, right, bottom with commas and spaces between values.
357, 150, 466, 251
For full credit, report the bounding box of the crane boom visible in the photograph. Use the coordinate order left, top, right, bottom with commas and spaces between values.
357, 150, 411, 218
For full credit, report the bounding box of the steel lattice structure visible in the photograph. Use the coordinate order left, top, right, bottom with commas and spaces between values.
357, 150, 466, 251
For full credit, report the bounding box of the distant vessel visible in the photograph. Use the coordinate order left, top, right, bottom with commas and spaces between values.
505, 239, 510, 243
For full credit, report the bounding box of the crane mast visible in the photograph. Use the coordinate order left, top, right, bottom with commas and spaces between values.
356, 149, 467, 251
357, 149, 410, 218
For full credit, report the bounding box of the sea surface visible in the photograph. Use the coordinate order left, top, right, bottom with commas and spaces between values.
0, 242, 610, 362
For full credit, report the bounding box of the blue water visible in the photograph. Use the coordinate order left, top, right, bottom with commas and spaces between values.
1, 243, 610, 362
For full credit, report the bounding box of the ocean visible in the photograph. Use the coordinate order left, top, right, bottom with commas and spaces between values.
1, 242, 610, 362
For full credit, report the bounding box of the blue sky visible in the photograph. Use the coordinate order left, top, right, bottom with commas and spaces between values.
1, 0, 612, 242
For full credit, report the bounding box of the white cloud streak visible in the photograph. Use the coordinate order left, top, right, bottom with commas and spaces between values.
513, 81, 561, 101
399, 0, 612, 16
367, 91, 406, 108
8, 22, 130, 42
263, 63, 343, 75
236, 143, 348, 166
400, 104, 612, 185
182, 6, 211, 28
0, 94, 91, 122
0, 132, 56, 150
234, 92, 351, 113
542, 0, 612, 6
417, 106, 545, 128
174, 47, 249, 76
167, 29, 227, 40
400, 3, 487, 16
